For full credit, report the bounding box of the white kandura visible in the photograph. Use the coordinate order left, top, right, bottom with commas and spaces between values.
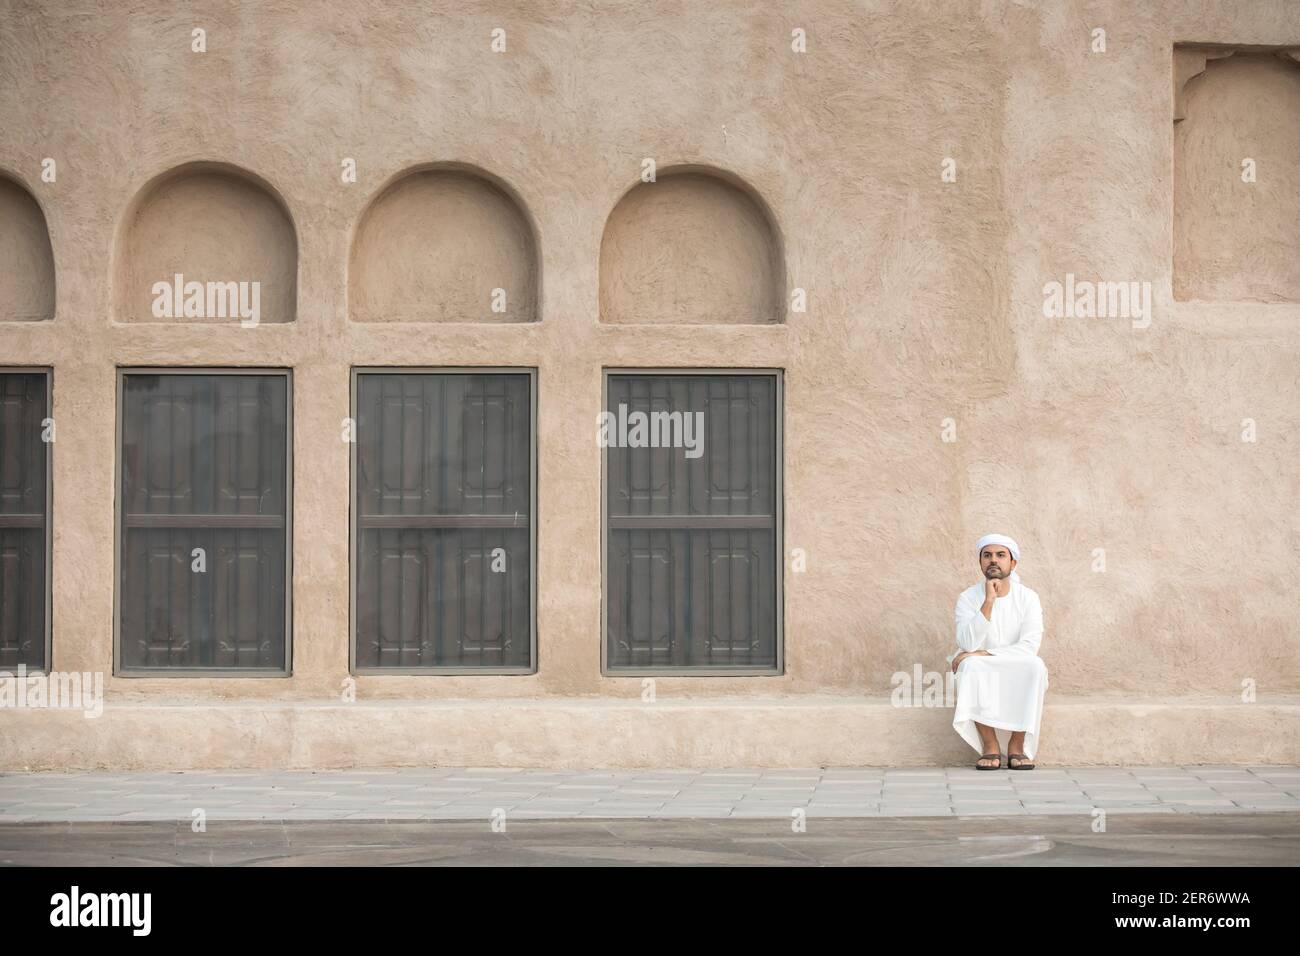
949, 577, 1049, 761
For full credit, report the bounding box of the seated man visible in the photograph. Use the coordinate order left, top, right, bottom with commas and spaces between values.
949, 533, 1049, 770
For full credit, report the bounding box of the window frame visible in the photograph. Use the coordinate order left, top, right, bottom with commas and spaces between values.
600, 367, 784, 677
349, 367, 538, 676
0, 367, 53, 675
113, 367, 294, 678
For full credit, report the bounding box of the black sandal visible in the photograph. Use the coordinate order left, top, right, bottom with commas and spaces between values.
975, 753, 1002, 770
1007, 753, 1036, 770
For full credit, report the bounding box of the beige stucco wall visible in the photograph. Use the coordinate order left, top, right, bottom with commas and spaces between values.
1, 0, 1297, 768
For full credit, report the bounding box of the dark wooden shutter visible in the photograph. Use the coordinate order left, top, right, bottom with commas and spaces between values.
606, 373, 778, 670
0, 372, 49, 670
354, 373, 532, 669
118, 373, 288, 670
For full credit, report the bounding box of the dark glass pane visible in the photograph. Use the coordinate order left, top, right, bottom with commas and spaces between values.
119, 528, 286, 669
119, 374, 288, 671
0, 372, 48, 670
121, 375, 287, 518
355, 373, 532, 669
605, 374, 777, 670
355, 527, 529, 669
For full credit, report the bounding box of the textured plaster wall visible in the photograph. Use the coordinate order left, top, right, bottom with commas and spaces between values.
0, 1, 1298, 765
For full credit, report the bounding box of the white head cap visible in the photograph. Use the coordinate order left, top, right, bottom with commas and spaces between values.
975, 533, 1021, 582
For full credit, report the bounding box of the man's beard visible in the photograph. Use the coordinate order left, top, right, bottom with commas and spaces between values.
984, 566, 1005, 578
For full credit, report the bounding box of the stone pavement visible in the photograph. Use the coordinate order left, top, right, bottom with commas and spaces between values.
2, 765, 1299, 822
5, 814, 1299, 866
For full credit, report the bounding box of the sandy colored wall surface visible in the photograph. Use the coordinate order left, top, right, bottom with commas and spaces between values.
0, 1, 1297, 762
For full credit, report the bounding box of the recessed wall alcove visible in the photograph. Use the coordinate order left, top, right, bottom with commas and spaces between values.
599, 166, 784, 324
0, 174, 55, 322
116, 162, 298, 323
349, 165, 538, 323
1173, 47, 1300, 302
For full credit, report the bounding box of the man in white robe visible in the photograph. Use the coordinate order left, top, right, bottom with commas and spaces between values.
949, 534, 1048, 770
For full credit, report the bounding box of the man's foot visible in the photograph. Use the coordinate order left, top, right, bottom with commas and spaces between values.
975, 753, 1002, 769
1007, 753, 1036, 770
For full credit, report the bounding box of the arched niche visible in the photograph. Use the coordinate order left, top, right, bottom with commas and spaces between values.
0, 174, 55, 321
1174, 49, 1300, 302
116, 162, 298, 323
349, 165, 538, 322
599, 167, 784, 324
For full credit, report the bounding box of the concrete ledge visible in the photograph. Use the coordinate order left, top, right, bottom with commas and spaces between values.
2, 696, 1298, 770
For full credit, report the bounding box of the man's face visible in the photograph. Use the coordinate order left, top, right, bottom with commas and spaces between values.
980, 546, 1016, 580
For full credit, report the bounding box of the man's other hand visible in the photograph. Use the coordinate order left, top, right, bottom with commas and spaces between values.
952, 650, 992, 673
